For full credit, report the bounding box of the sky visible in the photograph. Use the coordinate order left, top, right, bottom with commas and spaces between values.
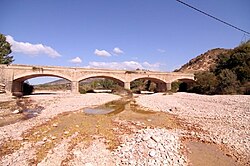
1, 0, 250, 84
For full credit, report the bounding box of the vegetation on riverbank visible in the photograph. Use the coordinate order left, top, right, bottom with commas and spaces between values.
184, 41, 250, 95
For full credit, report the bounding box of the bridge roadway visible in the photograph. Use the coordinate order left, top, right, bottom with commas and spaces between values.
0, 64, 194, 94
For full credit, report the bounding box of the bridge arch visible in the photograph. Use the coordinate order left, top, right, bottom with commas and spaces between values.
130, 76, 167, 83
12, 72, 73, 95
14, 73, 73, 82
130, 76, 168, 92
168, 75, 195, 83
170, 76, 196, 92
77, 74, 126, 84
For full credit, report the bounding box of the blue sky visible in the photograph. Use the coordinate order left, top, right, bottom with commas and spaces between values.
1, 0, 250, 83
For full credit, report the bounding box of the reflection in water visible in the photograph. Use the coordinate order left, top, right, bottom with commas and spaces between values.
84, 108, 114, 115
0, 98, 43, 127
22, 107, 43, 119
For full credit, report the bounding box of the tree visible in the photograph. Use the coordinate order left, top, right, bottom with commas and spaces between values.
216, 69, 239, 94
191, 71, 218, 94
0, 33, 14, 64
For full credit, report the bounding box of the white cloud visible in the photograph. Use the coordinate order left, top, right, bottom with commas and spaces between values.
157, 49, 166, 53
6, 35, 61, 58
113, 47, 124, 55
86, 61, 161, 71
70, 57, 82, 64
94, 49, 111, 57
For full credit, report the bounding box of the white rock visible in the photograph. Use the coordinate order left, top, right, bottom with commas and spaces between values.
12, 110, 20, 114
147, 143, 156, 149
35, 141, 45, 146
43, 137, 47, 141
64, 131, 69, 135
52, 123, 58, 127
85, 163, 93, 166
142, 135, 151, 141
149, 150, 156, 157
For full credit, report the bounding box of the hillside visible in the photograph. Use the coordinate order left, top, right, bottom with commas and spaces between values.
175, 48, 230, 72
38, 78, 104, 86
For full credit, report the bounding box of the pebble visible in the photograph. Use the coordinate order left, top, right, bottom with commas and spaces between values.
113, 128, 186, 165
142, 135, 151, 141
12, 110, 20, 114
64, 131, 69, 135
149, 150, 156, 157
51, 136, 57, 140
52, 123, 58, 127
35, 141, 45, 146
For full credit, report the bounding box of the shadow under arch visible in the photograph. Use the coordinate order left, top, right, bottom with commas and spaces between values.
171, 78, 196, 92
131, 77, 167, 92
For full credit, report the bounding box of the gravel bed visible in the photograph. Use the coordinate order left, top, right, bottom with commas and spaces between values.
136, 92, 250, 164
68, 140, 116, 166
113, 128, 187, 166
0, 93, 120, 143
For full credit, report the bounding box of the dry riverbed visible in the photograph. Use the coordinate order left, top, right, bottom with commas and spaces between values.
0, 92, 249, 165
136, 92, 250, 165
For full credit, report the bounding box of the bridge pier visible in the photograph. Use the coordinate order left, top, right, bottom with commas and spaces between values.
166, 83, 172, 91
71, 81, 80, 94
12, 80, 23, 93
124, 82, 130, 90
156, 82, 167, 92
5, 80, 13, 94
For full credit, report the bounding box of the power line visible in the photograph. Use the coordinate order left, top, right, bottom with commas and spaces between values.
176, 0, 250, 35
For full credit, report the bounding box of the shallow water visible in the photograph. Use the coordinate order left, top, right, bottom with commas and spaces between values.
84, 108, 114, 114
186, 141, 237, 166
0, 98, 43, 127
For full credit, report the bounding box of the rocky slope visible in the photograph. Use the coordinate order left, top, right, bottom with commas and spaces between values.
175, 48, 229, 72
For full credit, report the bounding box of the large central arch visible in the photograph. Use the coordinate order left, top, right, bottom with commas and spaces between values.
77, 74, 126, 84
77, 74, 126, 92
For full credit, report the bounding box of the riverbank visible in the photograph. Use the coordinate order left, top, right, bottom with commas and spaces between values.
136, 92, 250, 165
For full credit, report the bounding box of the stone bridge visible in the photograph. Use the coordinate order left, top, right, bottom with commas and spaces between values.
0, 64, 194, 94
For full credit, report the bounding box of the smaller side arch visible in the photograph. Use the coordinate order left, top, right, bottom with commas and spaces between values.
170, 77, 196, 92
130, 76, 168, 92
12, 73, 73, 95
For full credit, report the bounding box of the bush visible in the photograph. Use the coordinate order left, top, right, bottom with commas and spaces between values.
216, 69, 239, 94
171, 81, 181, 92
190, 71, 218, 94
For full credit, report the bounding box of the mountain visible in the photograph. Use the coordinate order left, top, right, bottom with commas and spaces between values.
42, 79, 70, 85
175, 48, 230, 72
40, 78, 104, 85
